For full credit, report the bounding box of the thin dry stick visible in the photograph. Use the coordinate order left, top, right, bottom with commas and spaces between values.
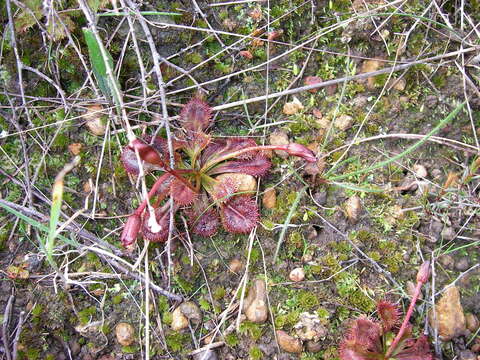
5, 0, 33, 127
144, 240, 151, 360
118, 0, 149, 109
191, 0, 230, 54
2, 99, 33, 223
125, 0, 177, 286
211, 46, 479, 111
2, 294, 14, 360
11, 311, 25, 360
22, 65, 68, 110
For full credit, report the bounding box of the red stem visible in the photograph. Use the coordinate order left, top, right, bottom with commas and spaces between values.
203, 144, 315, 171
384, 281, 423, 358
134, 173, 172, 216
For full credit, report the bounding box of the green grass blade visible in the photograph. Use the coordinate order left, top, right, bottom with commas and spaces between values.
331, 181, 383, 193
46, 157, 81, 268
323, 156, 359, 177
82, 28, 122, 108
328, 102, 465, 181
0, 201, 79, 250
273, 186, 307, 263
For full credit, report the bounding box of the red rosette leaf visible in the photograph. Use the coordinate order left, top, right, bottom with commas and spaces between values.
209, 154, 272, 177
222, 138, 258, 159
120, 146, 161, 175
339, 344, 377, 360
377, 301, 399, 333
188, 208, 219, 237
180, 98, 212, 131
142, 207, 171, 242
396, 336, 433, 360
344, 318, 382, 351
212, 176, 239, 202
339, 317, 383, 360
181, 130, 211, 156
201, 137, 258, 164
171, 178, 196, 205
220, 195, 258, 233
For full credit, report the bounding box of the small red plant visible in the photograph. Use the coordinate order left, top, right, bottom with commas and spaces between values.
120, 98, 316, 248
339, 261, 433, 360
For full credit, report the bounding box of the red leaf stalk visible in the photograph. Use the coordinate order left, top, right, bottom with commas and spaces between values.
134, 173, 172, 216
385, 261, 430, 358
205, 144, 317, 169
129, 139, 196, 192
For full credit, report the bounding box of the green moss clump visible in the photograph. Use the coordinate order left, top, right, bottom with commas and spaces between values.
367, 251, 381, 262
163, 311, 173, 325
165, 332, 190, 352
349, 290, 375, 312
112, 294, 124, 305
78, 306, 96, 325
122, 345, 139, 353
275, 310, 300, 329
225, 333, 239, 347
213, 286, 226, 300
297, 291, 319, 310
239, 321, 263, 341
249, 346, 263, 360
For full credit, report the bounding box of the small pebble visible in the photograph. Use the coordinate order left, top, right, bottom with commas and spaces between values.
413, 164, 428, 178
345, 195, 362, 224
171, 307, 189, 331
334, 114, 354, 131
289, 268, 305, 282
306, 340, 322, 353
228, 258, 243, 273
115, 322, 135, 346
215, 173, 257, 193
262, 188, 276, 209
441, 227, 456, 241
313, 191, 327, 206
428, 286, 466, 341
269, 131, 289, 158
429, 220, 443, 242
438, 254, 455, 269
179, 301, 202, 323
276, 330, 303, 353
84, 104, 106, 136
352, 96, 368, 108
455, 257, 470, 272
244, 280, 268, 323
466, 313, 480, 332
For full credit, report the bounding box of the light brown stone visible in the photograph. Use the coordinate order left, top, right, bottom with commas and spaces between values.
115, 322, 135, 346
276, 330, 303, 353
428, 286, 466, 340
262, 188, 276, 209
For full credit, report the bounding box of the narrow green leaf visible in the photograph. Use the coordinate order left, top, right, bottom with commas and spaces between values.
331, 181, 383, 193
82, 28, 122, 109
328, 102, 466, 181
0, 201, 79, 249
273, 186, 307, 263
